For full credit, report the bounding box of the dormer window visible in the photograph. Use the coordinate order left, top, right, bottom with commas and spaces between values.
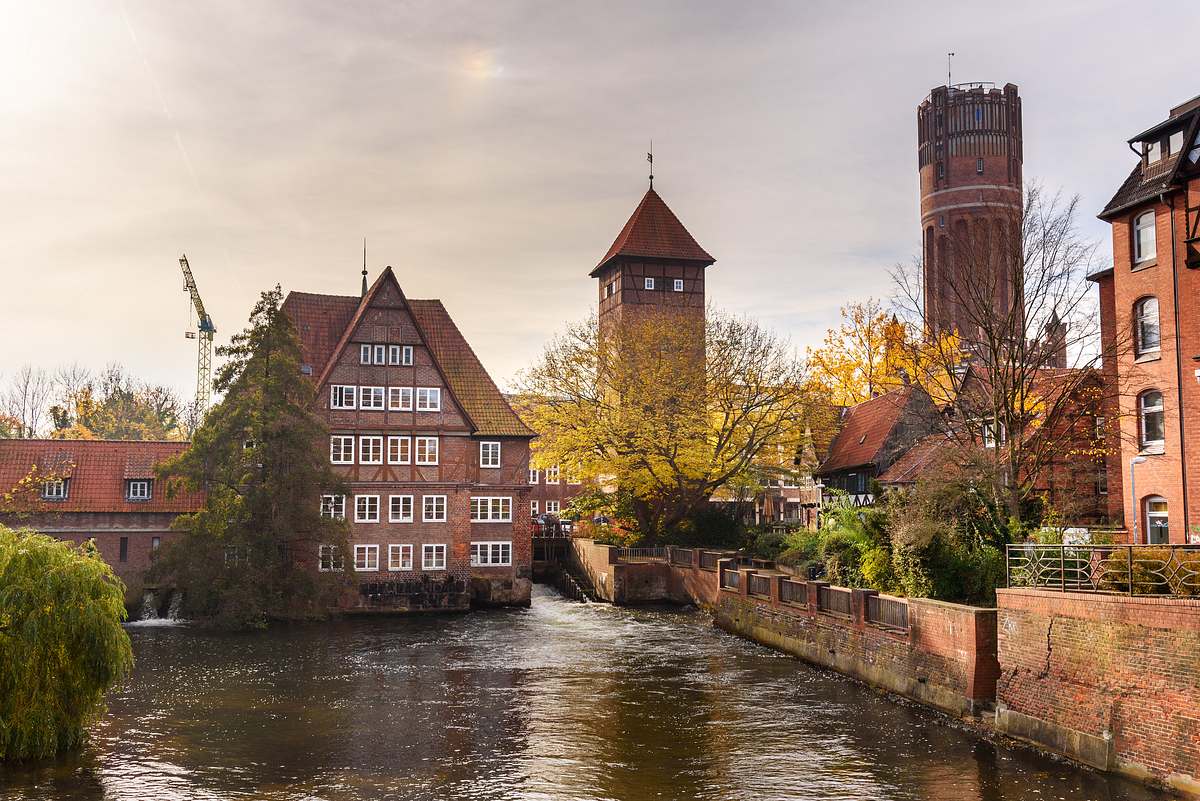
1146, 140, 1161, 163
1133, 210, 1156, 264
1169, 130, 1184, 156
127, 479, 152, 502
42, 479, 68, 501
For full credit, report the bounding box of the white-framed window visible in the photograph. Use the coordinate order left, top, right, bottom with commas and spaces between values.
360, 344, 372, 364
1133, 210, 1156, 264
127, 479, 152, 501
320, 494, 346, 520
1134, 296, 1160, 356
355, 494, 380, 523
360, 386, 385, 410
470, 541, 512, 567
401, 345, 413, 366
470, 496, 512, 522
528, 468, 539, 484
531, 500, 539, 516
42, 479, 68, 500
1139, 390, 1165, 451
319, 544, 343, 572
480, 441, 501, 468
981, 419, 1006, 448
415, 436, 439, 465
388, 345, 401, 366
422, 544, 447, 570
330, 435, 355, 464
387, 435, 411, 465
1146, 496, 1170, 544
330, 385, 357, 410
389, 494, 414, 523
388, 543, 413, 571
644, 277, 655, 290
546, 500, 560, 515
545, 465, 560, 484
416, 387, 441, 411
359, 436, 383, 464
373, 344, 386, 365
423, 494, 447, 522
673, 278, 684, 292
354, 544, 379, 571
388, 386, 413, 411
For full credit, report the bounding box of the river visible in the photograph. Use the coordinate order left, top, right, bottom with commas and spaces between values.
0, 586, 1171, 801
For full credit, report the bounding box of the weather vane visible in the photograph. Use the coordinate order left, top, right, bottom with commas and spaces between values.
948, 52, 955, 87
647, 140, 654, 189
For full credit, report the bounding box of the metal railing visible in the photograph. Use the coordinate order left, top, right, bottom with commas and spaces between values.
1006, 543, 1200, 597
698, 551, 720, 571
721, 568, 741, 590
866, 594, 910, 631
818, 585, 852, 616
780, 579, 807, 606
748, 574, 771, 597
613, 547, 668, 563
670, 548, 694, 567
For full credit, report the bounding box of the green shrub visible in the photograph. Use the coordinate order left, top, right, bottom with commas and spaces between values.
1097, 548, 1200, 596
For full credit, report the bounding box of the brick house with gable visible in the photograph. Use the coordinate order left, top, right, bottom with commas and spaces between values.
282, 266, 536, 608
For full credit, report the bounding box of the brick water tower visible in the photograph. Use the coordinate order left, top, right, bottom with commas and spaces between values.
917, 82, 1024, 341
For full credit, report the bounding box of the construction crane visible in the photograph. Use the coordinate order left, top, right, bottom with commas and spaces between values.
178, 254, 216, 416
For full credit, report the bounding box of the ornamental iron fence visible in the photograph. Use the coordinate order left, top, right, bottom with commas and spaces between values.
1006, 543, 1200, 597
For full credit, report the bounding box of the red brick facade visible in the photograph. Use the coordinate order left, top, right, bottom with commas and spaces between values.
1093, 96, 1200, 543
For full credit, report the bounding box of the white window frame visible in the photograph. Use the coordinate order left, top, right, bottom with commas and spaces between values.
319, 544, 344, 572
354, 544, 379, 572
42, 479, 68, 500
330, 435, 355, 464
644, 277, 655, 290
673, 278, 684, 292
470, 541, 512, 567
127, 479, 152, 501
359, 435, 383, 465
470, 496, 512, 522
422, 543, 447, 571
359, 386, 385, 410
1133, 210, 1156, 264
531, 500, 539, 516
545, 465, 560, 485
423, 494, 447, 522
330, 385, 357, 410
320, 494, 346, 520
415, 436, 439, 465
545, 500, 560, 515
389, 494, 414, 523
1134, 296, 1161, 356
373, 344, 386, 365
528, 468, 539, 484
355, 494, 380, 523
388, 345, 402, 366
480, 441, 501, 468
1146, 496, 1170, 544
388, 386, 413, 411
360, 344, 372, 364
388, 544, 413, 571
1139, 390, 1166, 451
416, 387, 441, 412
401, 345, 413, 366
387, 435, 411, 465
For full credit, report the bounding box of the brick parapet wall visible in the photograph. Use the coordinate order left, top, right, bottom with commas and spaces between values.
996, 588, 1200, 794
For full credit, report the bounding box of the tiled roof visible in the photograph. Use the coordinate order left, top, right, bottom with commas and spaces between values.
817, 387, 913, 474
878, 433, 952, 485
591, 188, 715, 276
0, 439, 203, 513
283, 269, 533, 439
1099, 161, 1178, 220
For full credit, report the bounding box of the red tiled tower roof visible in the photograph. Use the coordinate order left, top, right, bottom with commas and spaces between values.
591, 188, 715, 277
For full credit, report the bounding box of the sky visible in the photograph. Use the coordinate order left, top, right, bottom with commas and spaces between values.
2, 0, 1196, 399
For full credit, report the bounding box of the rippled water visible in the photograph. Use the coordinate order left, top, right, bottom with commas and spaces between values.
0, 586, 1170, 801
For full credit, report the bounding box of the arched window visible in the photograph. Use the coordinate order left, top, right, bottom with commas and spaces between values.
1134, 296, 1161, 356
1133, 210, 1156, 264
1139, 390, 1165, 451
1145, 495, 1169, 544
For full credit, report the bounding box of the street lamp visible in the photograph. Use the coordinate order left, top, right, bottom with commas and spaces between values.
1130, 456, 1147, 544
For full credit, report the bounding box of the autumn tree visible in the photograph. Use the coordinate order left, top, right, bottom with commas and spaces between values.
151, 286, 349, 628
49, 364, 185, 441
1, 366, 53, 438
518, 310, 822, 541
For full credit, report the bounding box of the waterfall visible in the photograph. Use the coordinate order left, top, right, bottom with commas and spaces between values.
140, 590, 160, 621
166, 590, 184, 620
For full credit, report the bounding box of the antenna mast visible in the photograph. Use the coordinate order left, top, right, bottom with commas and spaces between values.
947, 52, 955, 87
178, 254, 216, 417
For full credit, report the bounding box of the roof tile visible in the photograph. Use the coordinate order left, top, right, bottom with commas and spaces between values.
592, 188, 714, 276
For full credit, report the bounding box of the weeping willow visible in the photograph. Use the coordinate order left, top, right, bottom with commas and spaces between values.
0, 525, 133, 760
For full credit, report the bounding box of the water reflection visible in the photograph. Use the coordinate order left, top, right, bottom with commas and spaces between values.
0, 586, 1169, 801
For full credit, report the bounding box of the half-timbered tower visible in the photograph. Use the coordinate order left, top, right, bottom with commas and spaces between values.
282, 267, 535, 608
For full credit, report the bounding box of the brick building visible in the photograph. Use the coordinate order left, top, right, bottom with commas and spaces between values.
918, 82, 1024, 344
282, 266, 536, 606
1091, 95, 1200, 543
0, 439, 203, 601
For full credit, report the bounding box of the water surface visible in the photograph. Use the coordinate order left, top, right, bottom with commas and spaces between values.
0, 586, 1170, 800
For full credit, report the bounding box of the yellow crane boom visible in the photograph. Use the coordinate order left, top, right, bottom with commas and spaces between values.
178, 254, 215, 416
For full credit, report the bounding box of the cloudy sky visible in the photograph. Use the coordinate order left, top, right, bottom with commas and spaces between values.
1, 1, 1194, 397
